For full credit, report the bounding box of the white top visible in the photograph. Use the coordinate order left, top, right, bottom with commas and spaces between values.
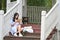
10, 18, 20, 35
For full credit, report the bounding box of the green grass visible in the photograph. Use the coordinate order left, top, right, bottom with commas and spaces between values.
0, 0, 6, 13
45, 0, 52, 7
0, 0, 2, 10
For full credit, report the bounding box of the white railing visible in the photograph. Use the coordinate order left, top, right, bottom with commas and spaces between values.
27, 6, 42, 24
41, 2, 59, 40
27, 6, 50, 24
3, 3, 19, 37
0, 1, 22, 40
7, 0, 26, 12
7, 1, 17, 11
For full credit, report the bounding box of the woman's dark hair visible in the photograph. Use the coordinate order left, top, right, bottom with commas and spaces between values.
13, 13, 19, 22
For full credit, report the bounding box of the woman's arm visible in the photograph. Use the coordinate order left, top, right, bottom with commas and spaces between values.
11, 22, 16, 26
10, 19, 16, 26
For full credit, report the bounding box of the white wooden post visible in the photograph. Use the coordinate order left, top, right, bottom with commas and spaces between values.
22, 0, 25, 6
41, 11, 46, 40
22, 0, 27, 17
0, 10, 4, 40
24, 0, 27, 17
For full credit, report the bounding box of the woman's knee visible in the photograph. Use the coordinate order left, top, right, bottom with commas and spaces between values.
17, 25, 22, 30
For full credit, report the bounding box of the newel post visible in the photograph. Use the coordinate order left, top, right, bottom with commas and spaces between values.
41, 11, 46, 40
0, 10, 4, 40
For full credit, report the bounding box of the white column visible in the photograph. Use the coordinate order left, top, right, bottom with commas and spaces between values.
41, 11, 46, 40
22, 0, 27, 17
22, 0, 25, 6
24, 0, 27, 17
0, 10, 4, 40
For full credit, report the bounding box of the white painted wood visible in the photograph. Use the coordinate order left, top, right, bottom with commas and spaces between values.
17, 0, 23, 24
3, 0, 23, 38
0, 10, 4, 40
57, 30, 60, 40
45, 2, 59, 39
7, 0, 10, 4
41, 2, 59, 40
6, 0, 10, 12
46, 3, 58, 38
22, 0, 27, 17
41, 11, 46, 40
22, 0, 25, 6
46, 2, 59, 17
50, 31, 57, 40
6, 1, 17, 12
17, 0, 22, 3
56, 0, 60, 31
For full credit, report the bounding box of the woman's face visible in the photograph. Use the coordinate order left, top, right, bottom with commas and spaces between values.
15, 15, 19, 19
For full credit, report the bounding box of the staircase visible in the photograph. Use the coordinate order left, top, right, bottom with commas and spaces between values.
3, 24, 57, 40
4, 24, 40, 40
0, 0, 60, 40
46, 27, 57, 40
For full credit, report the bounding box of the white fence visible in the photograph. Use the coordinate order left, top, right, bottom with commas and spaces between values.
41, 2, 59, 40
27, 6, 50, 24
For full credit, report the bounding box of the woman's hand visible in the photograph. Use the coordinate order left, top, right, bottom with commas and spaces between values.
15, 19, 20, 23
18, 19, 22, 24
15, 19, 18, 22
11, 20, 19, 26
17, 19, 20, 22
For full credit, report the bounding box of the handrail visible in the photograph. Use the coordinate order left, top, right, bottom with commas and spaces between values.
2, 1, 20, 37
41, 1, 59, 40
46, 2, 59, 18
45, 2, 59, 39
4, 2, 19, 17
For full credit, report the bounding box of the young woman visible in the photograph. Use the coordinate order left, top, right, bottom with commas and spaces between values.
10, 13, 23, 37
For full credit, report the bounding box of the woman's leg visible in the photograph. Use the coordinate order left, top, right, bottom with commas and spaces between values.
17, 25, 23, 36
17, 25, 22, 33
